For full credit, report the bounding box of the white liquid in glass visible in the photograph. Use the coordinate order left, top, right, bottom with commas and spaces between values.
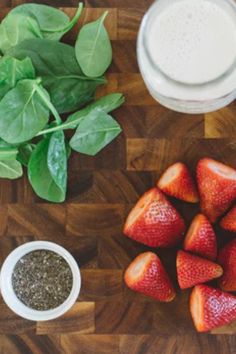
138, 0, 236, 112
147, 0, 236, 85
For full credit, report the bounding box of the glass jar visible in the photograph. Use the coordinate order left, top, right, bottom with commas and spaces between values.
137, 0, 236, 114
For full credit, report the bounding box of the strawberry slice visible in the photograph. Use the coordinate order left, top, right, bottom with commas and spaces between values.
197, 158, 236, 223
183, 214, 217, 260
190, 284, 236, 332
124, 252, 176, 302
123, 188, 185, 247
218, 239, 236, 292
177, 250, 223, 289
220, 205, 236, 232
158, 162, 199, 203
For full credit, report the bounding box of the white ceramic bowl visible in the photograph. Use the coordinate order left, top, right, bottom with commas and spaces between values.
0, 241, 81, 321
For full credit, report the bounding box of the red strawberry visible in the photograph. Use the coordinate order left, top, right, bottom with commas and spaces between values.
220, 205, 236, 232
124, 252, 176, 302
177, 250, 223, 289
123, 188, 185, 248
190, 284, 236, 332
158, 162, 199, 203
218, 239, 236, 292
183, 214, 217, 260
197, 158, 236, 223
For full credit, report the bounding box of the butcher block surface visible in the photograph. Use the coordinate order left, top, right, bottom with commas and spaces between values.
0, 1, 236, 353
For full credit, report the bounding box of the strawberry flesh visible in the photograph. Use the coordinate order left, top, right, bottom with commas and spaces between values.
190, 284, 236, 332
177, 250, 223, 289
124, 252, 176, 302
184, 214, 217, 260
220, 205, 236, 232
124, 188, 185, 247
218, 239, 236, 292
158, 162, 199, 203
197, 158, 236, 223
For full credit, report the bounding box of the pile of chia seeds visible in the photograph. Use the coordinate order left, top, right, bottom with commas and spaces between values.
12, 250, 73, 311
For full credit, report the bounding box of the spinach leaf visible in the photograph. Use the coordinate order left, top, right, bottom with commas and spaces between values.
0, 141, 18, 160
0, 79, 50, 144
9, 39, 105, 113
36, 93, 125, 136
0, 14, 43, 53
28, 131, 67, 202
0, 159, 23, 179
0, 56, 35, 100
69, 109, 121, 156
17, 143, 35, 167
75, 12, 112, 77
65, 93, 125, 128
11, 3, 83, 40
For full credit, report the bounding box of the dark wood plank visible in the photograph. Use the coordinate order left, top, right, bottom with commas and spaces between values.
36, 302, 95, 335
61, 334, 120, 354
95, 301, 154, 334
66, 204, 125, 237
127, 138, 236, 171
0, 333, 62, 354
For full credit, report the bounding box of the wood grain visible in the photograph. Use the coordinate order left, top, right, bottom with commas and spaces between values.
0, 1, 235, 354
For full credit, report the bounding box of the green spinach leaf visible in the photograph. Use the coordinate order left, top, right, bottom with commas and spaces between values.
65, 93, 125, 128
0, 56, 35, 100
28, 131, 67, 202
11, 3, 83, 40
17, 143, 35, 167
0, 140, 18, 160
75, 12, 112, 77
0, 159, 23, 179
0, 79, 50, 144
0, 14, 43, 53
9, 39, 105, 113
69, 108, 121, 156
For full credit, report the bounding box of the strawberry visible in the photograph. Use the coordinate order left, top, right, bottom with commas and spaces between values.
183, 214, 217, 260
177, 250, 223, 289
220, 205, 236, 232
123, 188, 185, 248
124, 252, 176, 302
197, 158, 236, 223
218, 239, 236, 292
190, 284, 236, 332
157, 162, 199, 203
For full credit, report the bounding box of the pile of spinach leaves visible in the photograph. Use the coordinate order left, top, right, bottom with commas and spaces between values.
0, 3, 124, 202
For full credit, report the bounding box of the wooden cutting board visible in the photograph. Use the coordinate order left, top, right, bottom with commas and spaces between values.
0, 1, 235, 353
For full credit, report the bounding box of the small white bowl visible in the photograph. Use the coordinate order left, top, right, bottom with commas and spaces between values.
0, 241, 81, 321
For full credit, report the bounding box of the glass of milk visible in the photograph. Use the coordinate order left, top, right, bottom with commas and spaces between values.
137, 0, 236, 113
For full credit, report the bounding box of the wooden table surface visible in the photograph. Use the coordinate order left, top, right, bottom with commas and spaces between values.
0, 0, 236, 353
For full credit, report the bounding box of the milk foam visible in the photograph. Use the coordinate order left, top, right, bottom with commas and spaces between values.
147, 0, 236, 84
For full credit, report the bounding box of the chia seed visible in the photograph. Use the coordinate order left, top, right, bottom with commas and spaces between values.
12, 250, 73, 311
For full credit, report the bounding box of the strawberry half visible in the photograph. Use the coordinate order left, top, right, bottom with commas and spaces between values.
123, 188, 185, 248
124, 252, 176, 302
220, 205, 236, 232
190, 284, 236, 332
177, 250, 223, 289
218, 239, 236, 292
183, 214, 217, 260
197, 158, 236, 223
157, 162, 199, 203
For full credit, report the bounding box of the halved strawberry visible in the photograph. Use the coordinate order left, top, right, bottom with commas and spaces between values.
218, 239, 236, 292
190, 285, 236, 332
157, 162, 199, 203
123, 188, 185, 247
220, 205, 236, 232
183, 214, 217, 260
177, 250, 223, 289
124, 252, 176, 302
197, 158, 236, 223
